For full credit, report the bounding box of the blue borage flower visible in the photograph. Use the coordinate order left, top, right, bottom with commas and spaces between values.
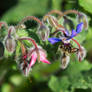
48, 22, 83, 44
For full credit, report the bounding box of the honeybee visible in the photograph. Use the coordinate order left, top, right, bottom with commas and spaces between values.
59, 42, 79, 69
60, 42, 79, 54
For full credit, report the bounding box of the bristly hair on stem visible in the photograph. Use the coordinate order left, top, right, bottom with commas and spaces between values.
43, 15, 65, 35
0, 21, 8, 30
47, 10, 63, 16
15, 16, 43, 29
18, 37, 40, 62
59, 10, 80, 18
44, 10, 80, 19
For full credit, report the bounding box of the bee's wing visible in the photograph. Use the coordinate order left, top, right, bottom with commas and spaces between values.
71, 48, 78, 53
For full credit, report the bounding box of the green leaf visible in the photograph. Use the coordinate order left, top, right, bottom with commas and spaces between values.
9, 75, 24, 86
48, 76, 61, 92
1, 0, 49, 23
86, 28, 92, 40
1, 83, 11, 92
63, 60, 92, 77
4, 48, 13, 57
48, 76, 70, 92
48, 60, 92, 92
52, 0, 62, 10
72, 30, 87, 47
79, 0, 92, 13
31, 61, 60, 82
16, 29, 28, 37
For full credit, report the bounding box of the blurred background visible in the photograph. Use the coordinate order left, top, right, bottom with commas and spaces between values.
0, 0, 92, 92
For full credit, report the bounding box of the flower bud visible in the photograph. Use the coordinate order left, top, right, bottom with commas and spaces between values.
19, 61, 31, 76
16, 54, 31, 76
77, 13, 88, 30
46, 15, 58, 28
61, 53, 70, 69
5, 36, 16, 53
0, 41, 4, 59
37, 24, 50, 41
77, 46, 86, 62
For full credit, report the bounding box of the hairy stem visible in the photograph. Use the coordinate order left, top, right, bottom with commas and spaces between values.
47, 10, 63, 16
16, 16, 43, 29
18, 37, 40, 62
60, 10, 80, 18
20, 41, 27, 56
72, 38, 81, 49
45, 10, 80, 19
0, 22, 8, 30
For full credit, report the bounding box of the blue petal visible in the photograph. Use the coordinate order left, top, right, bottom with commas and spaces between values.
48, 37, 62, 44
66, 22, 83, 40
76, 22, 83, 33
66, 30, 77, 40
71, 29, 77, 37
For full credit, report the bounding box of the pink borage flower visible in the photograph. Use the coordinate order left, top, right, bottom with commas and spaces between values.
20, 46, 50, 76
18, 37, 51, 76
27, 46, 51, 69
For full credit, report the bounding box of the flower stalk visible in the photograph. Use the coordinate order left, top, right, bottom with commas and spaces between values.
16, 16, 43, 29
18, 37, 40, 62
0, 21, 8, 29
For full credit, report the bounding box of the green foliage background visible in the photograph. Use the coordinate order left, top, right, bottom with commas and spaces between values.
0, 0, 92, 92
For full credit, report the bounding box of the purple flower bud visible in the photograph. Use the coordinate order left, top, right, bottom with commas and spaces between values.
77, 13, 88, 30
0, 41, 4, 59
46, 15, 58, 28
76, 46, 86, 62
5, 36, 16, 53
37, 24, 50, 41
61, 53, 70, 69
